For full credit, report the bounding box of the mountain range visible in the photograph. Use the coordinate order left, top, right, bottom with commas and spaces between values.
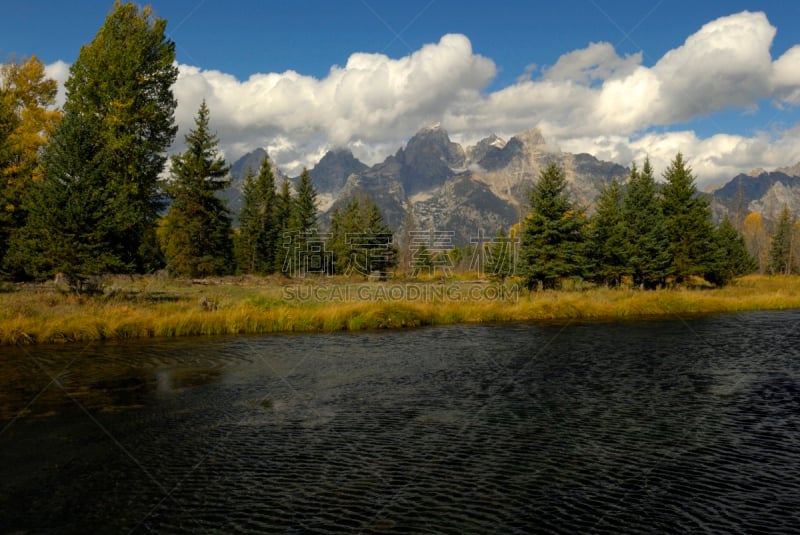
225, 124, 800, 244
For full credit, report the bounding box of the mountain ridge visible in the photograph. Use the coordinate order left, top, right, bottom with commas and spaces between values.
226, 125, 800, 243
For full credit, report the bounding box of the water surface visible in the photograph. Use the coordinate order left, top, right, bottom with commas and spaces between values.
2, 311, 800, 532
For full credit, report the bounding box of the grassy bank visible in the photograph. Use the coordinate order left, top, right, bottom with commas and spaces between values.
2, 275, 800, 345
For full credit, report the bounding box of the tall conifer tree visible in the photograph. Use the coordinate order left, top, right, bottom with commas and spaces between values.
12, 114, 126, 289
661, 153, 716, 283
707, 216, 757, 284
769, 205, 795, 275
274, 177, 294, 275
588, 177, 627, 286
160, 101, 233, 277
623, 159, 672, 288
292, 169, 318, 234
285, 169, 319, 276
61, 1, 178, 271
329, 194, 396, 276
520, 162, 587, 289
235, 156, 278, 274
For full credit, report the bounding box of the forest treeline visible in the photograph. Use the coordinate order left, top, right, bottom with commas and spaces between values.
0, 2, 794, 293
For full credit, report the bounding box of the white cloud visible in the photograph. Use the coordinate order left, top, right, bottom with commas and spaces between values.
543, 42, 641, 85
649, 11, 775, 122
559, 127, 800, 189
171, 33, 496, 171
43, 11, 800, 187
772, 45, 800, 104
43, 60, 69, 108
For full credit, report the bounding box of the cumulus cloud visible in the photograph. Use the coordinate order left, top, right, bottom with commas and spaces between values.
560, 127, 800, 189
172, 33, 495, 169
543, 42, 641, 85
43, 60, 70, 107
43, 11, 800, 187
648, 11, 775, 122
772, 45, 800, 104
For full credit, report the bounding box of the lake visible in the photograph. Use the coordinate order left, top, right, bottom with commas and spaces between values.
2, 311, 800, 532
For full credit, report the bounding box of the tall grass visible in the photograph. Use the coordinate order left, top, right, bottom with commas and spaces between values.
2, 275, 800, 345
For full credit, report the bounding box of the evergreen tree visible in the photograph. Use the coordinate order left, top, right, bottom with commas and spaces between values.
363, 195, 397, 274
706, 216, 757, 285
328, 202, 350, 274
292, 168, 318, 233
287, 168, 319, 276
661, 153, 716, 283
622, 159, 672, 288
520, 162, 587, 289
588, 177, 627, 286
769, 205, 795, 275
329, 196, 362, 275
274, 177, 294, 275
329, 194, 397, 276
61, 1, 178, 271
160, 101, 233, 277
235, 156, 278, 274
11, 114, 129, 290
234, 167, 258, 273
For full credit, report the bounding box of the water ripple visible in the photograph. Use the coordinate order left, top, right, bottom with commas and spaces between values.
2, 311, 800, 532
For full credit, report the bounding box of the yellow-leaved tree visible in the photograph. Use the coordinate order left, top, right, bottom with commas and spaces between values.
0, 55, 61, 275
742, 212, 769, 274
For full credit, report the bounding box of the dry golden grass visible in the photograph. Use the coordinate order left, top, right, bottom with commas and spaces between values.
2, 274, 800, 345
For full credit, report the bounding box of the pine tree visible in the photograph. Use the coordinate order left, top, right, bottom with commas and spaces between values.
160, 101, 233, 278
706, 216, 757, 285
769, 205, 795, 275
329, 196, 362, 275
520, 162, 587, 289
11, 114, 129, 290
622, 159, 672, 288
661, 153, 717, 283
329, 194, 397, 276
588, 177, 627, 286
292, 168, 318, 234
274, 177, 294, 275
363, 196, 397, 275
235, 156, 278, 274
234, 167, 258, 273
61, 1, 178, 272
286, 168, 319, 276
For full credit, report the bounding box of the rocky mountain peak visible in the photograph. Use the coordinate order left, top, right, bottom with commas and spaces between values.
514, 128, 548, 148
776, 162, 800, 177
466, 134, 506, 166
230, 147, 269, 179
398, 124, 466, 193
709, 169, 800, 224
309, 148, 368, 193
223, 148, 286, 219
421, 121, 443, 132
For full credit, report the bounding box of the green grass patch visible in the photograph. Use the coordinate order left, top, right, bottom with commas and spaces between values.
3, 274, 800, 345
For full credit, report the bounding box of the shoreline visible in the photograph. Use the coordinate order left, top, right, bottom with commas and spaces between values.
2, 275, 800, 346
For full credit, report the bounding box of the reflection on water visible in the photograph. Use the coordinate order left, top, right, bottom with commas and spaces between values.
2, 311, 800, 532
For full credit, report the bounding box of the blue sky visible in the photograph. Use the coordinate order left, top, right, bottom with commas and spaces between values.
3, 1, 800, 187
